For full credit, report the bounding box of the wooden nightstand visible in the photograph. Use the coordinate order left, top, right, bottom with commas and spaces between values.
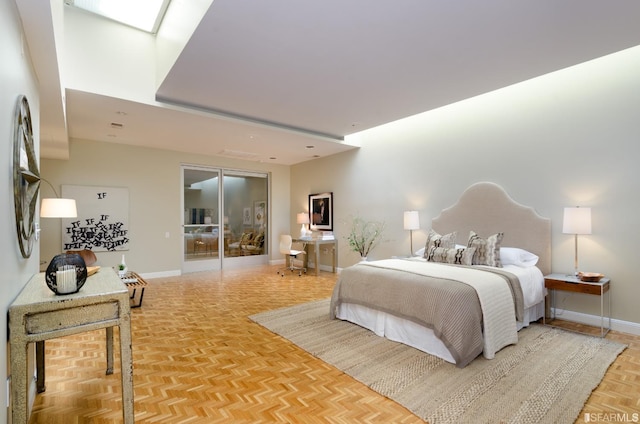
544, 273, 611, 337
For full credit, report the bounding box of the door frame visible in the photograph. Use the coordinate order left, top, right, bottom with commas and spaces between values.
181, 165, 270, 273
181, 164, 222, 273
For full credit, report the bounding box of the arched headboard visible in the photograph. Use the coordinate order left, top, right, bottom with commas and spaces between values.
432, 182, 551, 275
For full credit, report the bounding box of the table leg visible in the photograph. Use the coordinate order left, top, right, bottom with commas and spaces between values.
608, 287, 612, 334
10, 339, 28, 424
332, 244, 336, 273
132, 287, 146, 308
601, 286, 605, 337
301, 243, 309, 271
106, 327, 114, 374
36, 340, 46, 392
315, 242, 320, 276
118, 319, 135, 423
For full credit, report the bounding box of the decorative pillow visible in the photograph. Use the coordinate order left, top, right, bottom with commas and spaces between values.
423, 229, 457, 258
467, 231, 503, 267
427, 246, 476, 265
239, 232, 254, 246
500, 247, 538, 267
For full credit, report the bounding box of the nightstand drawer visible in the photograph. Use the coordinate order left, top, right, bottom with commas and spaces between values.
544, 277, 609, 295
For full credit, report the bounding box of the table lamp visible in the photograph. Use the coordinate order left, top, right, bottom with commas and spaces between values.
562, 206, 591, 276
297, 212, 310, 238
403, 210, 420, 256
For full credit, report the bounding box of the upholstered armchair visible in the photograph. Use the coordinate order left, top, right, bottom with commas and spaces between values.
228, 231, 255, 255
241, 232, 265, 255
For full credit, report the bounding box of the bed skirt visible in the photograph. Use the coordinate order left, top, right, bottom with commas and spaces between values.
335, 301, 545, 365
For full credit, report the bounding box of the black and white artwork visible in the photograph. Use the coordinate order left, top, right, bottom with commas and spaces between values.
61, 185, 129, 252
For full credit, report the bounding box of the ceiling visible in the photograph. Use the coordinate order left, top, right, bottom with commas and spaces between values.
18, 1, 640, 165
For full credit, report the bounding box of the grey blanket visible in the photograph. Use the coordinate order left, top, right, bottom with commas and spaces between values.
330, 260, 524, 368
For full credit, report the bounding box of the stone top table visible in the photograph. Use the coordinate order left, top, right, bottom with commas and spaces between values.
8, 268, 134, 424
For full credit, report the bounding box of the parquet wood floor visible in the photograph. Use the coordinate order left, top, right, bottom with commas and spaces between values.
27, 265, 640, 423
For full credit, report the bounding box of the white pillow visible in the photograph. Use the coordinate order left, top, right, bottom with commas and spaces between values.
500, 247, 538, 267
415, 247, 425, 257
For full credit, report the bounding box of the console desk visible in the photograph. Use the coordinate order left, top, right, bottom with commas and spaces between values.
293, 237, 337, 276
8, 268, 134, 424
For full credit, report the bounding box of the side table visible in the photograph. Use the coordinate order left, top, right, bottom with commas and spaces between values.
292, 237, 337, 276
8, 268, 134, 424
544, 273, 611, 337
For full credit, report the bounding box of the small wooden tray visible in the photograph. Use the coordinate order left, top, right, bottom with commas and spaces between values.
87, 266, 100, 276
578, 272, 604, 282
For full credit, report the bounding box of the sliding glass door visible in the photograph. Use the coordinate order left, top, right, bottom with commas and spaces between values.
222, 170, 268, 267
182, 165, 268, 273
182, 166, 222, 273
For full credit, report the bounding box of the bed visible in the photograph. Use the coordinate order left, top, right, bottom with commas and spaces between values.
330, 182, 551, 368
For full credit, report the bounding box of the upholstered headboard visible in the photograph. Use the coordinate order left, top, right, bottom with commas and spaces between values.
432, 182, 551, 275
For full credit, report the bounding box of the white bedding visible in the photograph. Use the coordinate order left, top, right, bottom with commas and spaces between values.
335, 263, 545, 365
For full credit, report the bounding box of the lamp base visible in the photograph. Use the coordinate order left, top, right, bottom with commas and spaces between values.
300, 224, 311, 239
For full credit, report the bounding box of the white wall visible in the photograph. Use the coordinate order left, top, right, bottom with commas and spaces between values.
291, 45, 640, 325
63, 6, 156, 102
41, 139, 291, 275
2, 0, 43, 421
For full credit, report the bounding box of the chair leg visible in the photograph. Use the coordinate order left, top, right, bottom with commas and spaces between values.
279, 254, 306, 277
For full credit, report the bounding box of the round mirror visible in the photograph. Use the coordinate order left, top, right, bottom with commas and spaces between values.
13, 95, 41, 258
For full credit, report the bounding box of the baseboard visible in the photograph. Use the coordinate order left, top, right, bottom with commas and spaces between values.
268, 260, 344, 273
307, 261, 343, 273
551, 308, 640, 336
139, 270, 181, 279
141, 261, 343, 278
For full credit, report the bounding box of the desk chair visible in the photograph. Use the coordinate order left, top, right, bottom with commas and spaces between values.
278, 235, 306, 276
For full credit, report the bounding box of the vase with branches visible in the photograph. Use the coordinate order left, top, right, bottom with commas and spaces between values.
346, 216, 385, 260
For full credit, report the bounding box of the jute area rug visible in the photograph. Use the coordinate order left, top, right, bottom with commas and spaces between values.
250, 299, 626, 424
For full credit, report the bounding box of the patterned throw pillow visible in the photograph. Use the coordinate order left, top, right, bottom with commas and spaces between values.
423, 229, 457, 258
427, 246, 476, 265
467, 231, 503, 267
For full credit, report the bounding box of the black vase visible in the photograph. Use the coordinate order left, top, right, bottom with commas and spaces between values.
45, 253, 88, 295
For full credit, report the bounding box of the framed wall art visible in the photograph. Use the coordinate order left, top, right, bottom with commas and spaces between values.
309, 192, 333, 231
254, 200, 266, 229
61, 185, 130, 252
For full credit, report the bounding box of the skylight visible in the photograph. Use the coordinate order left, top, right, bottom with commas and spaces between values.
65, 0, 171, 33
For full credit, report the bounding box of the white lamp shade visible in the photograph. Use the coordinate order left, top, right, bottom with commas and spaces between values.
296, 213, 310, 224
403, 210, 420, 230
41, 198, 77, 218
562, 207, 591, 235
